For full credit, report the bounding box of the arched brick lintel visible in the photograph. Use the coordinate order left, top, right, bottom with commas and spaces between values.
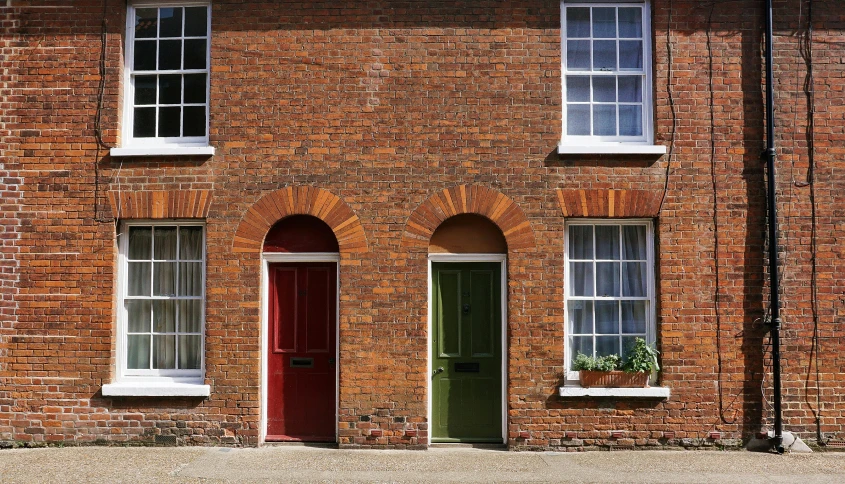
401, 185, 536, 252
556, 189, 663, 218
232, 186, 368, 254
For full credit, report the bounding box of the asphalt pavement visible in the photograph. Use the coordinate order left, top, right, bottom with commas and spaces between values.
1, 445, 845, 483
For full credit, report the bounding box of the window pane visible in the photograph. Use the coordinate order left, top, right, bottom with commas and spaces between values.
592, 7, 616, 38
153, 262, 177, 296
126, 300, 151, 333
568, 225, 593, 259
619, 8, 642, 38
179, 262, 203, 296
153, 300, 176, 333
133, 107, 156, 137
158, 106, 181, 137
183, 107, 206, 137
179, 335, 202, 369
595, 225, 620, 259
596, 262, 620, 297
619, 41, 643, 69
619, 105, 643, 136
133, 40, 157, 70
184, 74, 207, 104
567, 105, 590, 136
621, 336, 639, 360
179, 226, 203, 259
128, 227, 152, 259
567, 40, 590, 70
593, 105, 616, 136
570, 336, 593, 364
622, 225, 647, 259
593, 40, 617, 70
621, 301, 647, 334
153, 335, 176, 369
135, 8, 158, 39
127, 335, 151, 369
159, 39, 182, 70
595, 301, 619, 334
568, 300, 593, 334
569, 262, 594, 297
127, 262, 151, 296
566, 76, 590, 102
158, 7, 182, 38
592, 77, 616, 102
134, 75, 157, 105
184, 7, 208, 37
180, 300, 202, 333
566, 7, 591, 38
154, 226, 177, 259
158, 75, 181, 105
618, 76, 642, 102
622, 262, 647, 297
184, 39, 207, 70
596, 336, 619, 357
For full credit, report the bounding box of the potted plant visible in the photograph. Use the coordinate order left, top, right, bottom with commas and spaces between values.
572, 338, 659, 388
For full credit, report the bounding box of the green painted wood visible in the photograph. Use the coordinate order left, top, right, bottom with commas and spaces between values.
432, 262, 502, 443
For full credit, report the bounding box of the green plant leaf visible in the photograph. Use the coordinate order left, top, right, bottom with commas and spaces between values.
622, 337, 660, 373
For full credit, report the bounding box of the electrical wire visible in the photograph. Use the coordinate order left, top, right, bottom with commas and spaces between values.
705, 1, 737, 426
657, 0, 677, 216
93, 0, 114, 224
797, 0, 825, 446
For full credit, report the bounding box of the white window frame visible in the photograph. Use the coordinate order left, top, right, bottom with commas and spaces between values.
559, 1, 665, 155
105, 220, 208, 396
114, 1, 214, 157
563, 219, 656, 383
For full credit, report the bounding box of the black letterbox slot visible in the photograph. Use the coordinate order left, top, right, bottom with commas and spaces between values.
290, 357, 314, 368
454, 362, 480, 373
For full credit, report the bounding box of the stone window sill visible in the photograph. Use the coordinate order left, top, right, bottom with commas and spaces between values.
558, 386, 670, 399
557, 143, 668, 155
110, 146, 215, 157
102, 381, 210, 397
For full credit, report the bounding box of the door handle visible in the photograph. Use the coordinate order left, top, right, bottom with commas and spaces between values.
462, 304, 470, 314
329, 358, 336, 366
432, 366, 444, 377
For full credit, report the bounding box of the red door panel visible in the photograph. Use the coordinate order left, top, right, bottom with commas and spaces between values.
267, 262, 337, 442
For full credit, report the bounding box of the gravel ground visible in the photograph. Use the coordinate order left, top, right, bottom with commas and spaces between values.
1, 446, 844, 483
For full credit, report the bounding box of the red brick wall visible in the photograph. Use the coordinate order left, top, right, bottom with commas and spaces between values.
1, 0, 843, 449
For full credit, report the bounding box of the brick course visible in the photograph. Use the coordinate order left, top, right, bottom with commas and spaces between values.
0, 0, 843, 450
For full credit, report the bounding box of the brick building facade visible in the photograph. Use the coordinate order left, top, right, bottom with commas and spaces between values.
1, 0, 843, 449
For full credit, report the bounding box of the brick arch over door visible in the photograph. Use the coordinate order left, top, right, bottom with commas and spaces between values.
232, 186, 368, 254
401, 185, 535, 251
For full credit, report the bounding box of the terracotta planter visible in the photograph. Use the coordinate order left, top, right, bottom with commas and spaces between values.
579, 370, 649, 388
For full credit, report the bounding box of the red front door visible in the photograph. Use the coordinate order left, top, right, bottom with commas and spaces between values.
267, 262, 337, 441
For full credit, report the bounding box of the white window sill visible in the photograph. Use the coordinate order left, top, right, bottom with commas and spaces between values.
557, 143, 668, 155
102, 381, 210, 397
110, 146, 215, 157
558, 386, 670, 399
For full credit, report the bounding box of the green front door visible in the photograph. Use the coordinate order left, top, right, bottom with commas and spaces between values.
431, 262, 502, 443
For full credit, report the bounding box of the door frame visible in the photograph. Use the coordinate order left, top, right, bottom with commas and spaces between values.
260, 252, 341, 445
427, 253, 507, 445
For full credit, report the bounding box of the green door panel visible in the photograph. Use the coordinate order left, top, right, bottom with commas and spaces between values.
470, 270, 494, 357
432, 262, 502, 443
438, 270, 462, 357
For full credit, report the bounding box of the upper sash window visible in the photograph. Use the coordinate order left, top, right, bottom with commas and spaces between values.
124, 3, 211, 147
561, 1, 655, 148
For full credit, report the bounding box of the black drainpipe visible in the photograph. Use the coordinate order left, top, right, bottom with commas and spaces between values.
764, 0, 784, 454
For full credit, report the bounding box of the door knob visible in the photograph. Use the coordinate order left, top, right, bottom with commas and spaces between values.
432, 366, 444, 376
462, 304, 470, 314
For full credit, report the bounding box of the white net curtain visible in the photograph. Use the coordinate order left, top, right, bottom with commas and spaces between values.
568, 223, 649, 363
125, 225, 203, 371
